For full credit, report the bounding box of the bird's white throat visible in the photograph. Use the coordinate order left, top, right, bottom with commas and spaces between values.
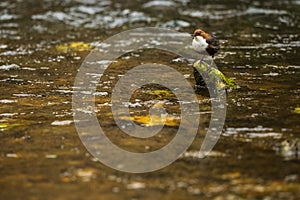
192, 36, 208, 53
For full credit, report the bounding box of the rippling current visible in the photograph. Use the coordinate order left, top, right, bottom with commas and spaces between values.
0, 0, 299, 199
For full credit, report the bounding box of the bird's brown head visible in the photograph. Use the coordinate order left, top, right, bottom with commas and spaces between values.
192, 29, 210, 39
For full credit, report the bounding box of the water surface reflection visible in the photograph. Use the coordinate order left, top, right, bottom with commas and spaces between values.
0, 0, 299, 199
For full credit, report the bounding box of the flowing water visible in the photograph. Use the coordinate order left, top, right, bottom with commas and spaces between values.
0, 0, 299, 199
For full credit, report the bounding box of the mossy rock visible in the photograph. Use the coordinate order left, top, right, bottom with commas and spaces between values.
193, 60, 237, 91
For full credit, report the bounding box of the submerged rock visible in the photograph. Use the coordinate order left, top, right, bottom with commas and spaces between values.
274, 139, 300, 160
55, 41, 93, 53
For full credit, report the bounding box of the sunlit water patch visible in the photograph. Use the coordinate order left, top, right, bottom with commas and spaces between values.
31, 6, 152, 29
180, 7, 288, 20
223, 126, 281, 138
0, 64, 20, 70
142, 0, 177, 8
0, 99, 17, 104
51, 120, 74, 126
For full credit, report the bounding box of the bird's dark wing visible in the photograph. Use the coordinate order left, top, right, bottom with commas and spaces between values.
206, 37, 220, 50
205, 37, 220, 57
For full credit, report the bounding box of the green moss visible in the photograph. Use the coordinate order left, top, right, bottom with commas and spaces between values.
292, 107, 300, 114
193, 60, 237, 90
147, 89, 173, 98
0, 122, 22, 130
56, 41, 93, 53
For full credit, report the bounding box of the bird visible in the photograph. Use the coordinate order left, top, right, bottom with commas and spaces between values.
191, 29, 220, 88
191, 29, 220, 59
